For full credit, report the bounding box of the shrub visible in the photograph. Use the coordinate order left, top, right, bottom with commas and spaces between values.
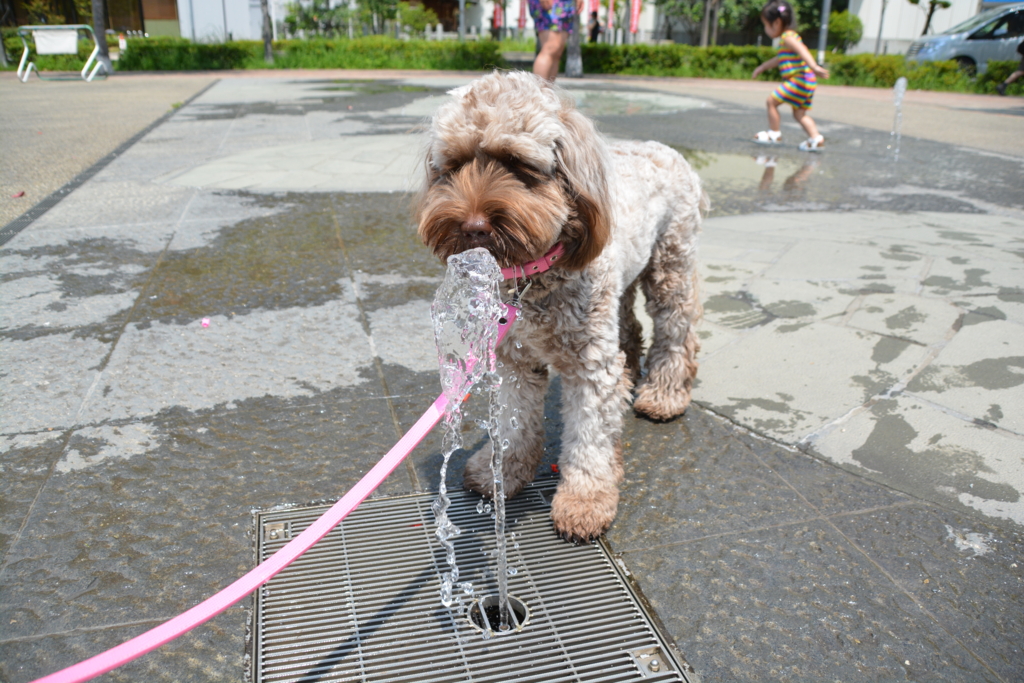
116, 37, 257, 70
581, 44, 777, 79
977, 59, 1024, 95
261, 36, 504, 70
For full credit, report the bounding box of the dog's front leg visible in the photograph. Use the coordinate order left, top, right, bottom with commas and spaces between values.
463, 344, 550, 500
551, 349, 630, 542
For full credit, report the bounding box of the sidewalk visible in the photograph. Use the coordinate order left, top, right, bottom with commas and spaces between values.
1, 72, 1021, 683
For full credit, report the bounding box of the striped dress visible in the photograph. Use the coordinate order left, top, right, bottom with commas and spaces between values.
772, 30, 817, 109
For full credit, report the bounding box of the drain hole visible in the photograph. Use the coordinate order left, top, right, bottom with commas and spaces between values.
468, 595, 530, 635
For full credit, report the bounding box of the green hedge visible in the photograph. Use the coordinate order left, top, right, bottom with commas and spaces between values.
116, 37, 257, 70
578, 43, 1022, 95
268, 36, 505, 70
8, 32, 1018, 96
115, 36, 504, 71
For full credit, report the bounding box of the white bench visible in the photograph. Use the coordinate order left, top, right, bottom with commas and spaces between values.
17, 24, 110, 82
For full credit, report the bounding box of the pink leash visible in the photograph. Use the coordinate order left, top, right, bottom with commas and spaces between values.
32, 305, 518, 683
32, 245, 564, 683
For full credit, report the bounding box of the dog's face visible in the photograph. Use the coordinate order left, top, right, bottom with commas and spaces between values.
416, 72, 610, 271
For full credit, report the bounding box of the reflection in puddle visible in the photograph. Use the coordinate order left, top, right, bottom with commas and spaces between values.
570, 90, 708, 116
755, 156, 819, 196
672, 147, 826, 212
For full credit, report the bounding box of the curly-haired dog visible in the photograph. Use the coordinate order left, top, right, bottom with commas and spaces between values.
416, 71, 703, 541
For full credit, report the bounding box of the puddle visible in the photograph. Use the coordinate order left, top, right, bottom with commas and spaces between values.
314, 80, 432, 95
570, 90, 707, 116
671, 148, 829, 212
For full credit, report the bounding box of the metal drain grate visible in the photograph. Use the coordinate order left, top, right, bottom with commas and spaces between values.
251, 479, 699, 683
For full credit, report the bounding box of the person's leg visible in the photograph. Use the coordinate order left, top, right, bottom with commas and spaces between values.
533, 29, 567, 80
766, 95, 782, 132
793, 106, 821, 140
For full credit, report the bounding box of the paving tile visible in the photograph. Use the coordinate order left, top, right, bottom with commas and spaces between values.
745, 277, 857, 321
922, 255, 1024, 297
9, 220, 178, 253
694, 318, 745, 358
906, 319, 1024, 434
619, 519, 1001, 682
78, 300, 378, 424
22, 181, 197, 229
832, 505, 1024, 682
761, 238, 927, 285
0, 433, 67, 559
169, 136, 425, 193
846, 292, 962, 345
0, 389, 403, 642
736, 431, 915, 516
608, 408, 814, 551
0, 609, 245, 683
808, 394, 1024, 527
0, 333, 109, 434
326, 193, 446, 278
695, 319, 931, 442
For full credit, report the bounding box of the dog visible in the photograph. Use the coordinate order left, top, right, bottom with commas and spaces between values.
416, 71, 703, 541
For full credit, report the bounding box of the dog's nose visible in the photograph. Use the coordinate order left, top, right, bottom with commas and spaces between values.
461, 214, 492, 239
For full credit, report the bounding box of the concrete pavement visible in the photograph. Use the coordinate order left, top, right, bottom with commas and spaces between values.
0, 73, 218, 228
1, 71, 1021, 682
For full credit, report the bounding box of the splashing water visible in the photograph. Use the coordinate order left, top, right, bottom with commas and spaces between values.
431, 247, 513, 631
888, 76, 908, 162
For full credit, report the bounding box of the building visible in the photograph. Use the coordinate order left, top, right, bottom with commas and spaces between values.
848, 0, 1013, 54
1, 0, 658, 43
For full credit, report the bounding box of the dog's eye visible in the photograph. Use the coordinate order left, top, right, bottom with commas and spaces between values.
503, 160, 548, 187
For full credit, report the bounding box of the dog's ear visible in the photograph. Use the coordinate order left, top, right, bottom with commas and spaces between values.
553, 101, 611, 271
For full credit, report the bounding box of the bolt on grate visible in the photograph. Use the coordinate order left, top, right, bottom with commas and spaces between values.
251, 479, 699, 683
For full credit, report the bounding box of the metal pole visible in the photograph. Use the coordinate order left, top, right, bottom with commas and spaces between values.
874, 0, 887, 55
566, 10, 583, 77
188, 0, 196, 40
459, 0, 466, 40
222, 0, 229, 42
817, 0, 832, 64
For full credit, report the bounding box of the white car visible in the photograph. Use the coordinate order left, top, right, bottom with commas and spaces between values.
907, 2, 1024, 74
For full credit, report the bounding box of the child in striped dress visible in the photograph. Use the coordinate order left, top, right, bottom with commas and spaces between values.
751, 0, 830, 151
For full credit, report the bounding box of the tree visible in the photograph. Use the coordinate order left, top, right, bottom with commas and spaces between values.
653, 0, 705, 43
357, 0, 400, 33
261, 0, 273, 62
907, 0, 950, 35
826, 9, 861, 51
398, 2, 439, 32
284, 0, 354, 37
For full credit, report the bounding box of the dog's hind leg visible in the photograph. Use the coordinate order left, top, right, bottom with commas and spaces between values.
633, 212, 702, 422
619, 280, 644, 387
463, 352, 549, 500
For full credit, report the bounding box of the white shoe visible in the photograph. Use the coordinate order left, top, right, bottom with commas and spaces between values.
754, 130, 782, 145
799, 135, 825, 152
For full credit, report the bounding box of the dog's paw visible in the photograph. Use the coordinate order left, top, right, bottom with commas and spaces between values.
462, 451, 496, 498
633, 382, 692, 422
462, 449, 537, 500
550, 484, 618, 543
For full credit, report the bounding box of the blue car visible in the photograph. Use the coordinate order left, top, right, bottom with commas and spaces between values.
907, 2, 1024, 74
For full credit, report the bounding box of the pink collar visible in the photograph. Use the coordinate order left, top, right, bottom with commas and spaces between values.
500, 243, 565, 280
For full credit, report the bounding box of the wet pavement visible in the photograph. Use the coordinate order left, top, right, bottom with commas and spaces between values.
1, 72, 1022, 682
